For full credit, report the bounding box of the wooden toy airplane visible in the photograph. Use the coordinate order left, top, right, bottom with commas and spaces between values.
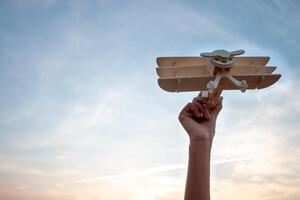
156, 49, 281, 98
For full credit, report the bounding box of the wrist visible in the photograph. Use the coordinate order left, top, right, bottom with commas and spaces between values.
189, 131, 214, 143
189, 138, 213, 149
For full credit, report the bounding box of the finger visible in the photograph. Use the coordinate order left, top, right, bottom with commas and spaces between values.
178, 103, 193, 120
194, 101, 211, 119
190, 102, 202, 118
209, 96, 220, 106
197, 91, 202, 98
180, 102, 193, 114
196, 97, 209, 104
195, 102, 211, 119
206, 96, 221, 109
193, 96, 208, 118
211, 96, 223, 117
196, 97, 210, 108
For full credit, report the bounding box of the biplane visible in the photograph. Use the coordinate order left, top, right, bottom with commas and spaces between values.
156, 49, 281, 98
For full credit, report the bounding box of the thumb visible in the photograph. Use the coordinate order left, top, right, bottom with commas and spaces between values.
211, 96, 223, 117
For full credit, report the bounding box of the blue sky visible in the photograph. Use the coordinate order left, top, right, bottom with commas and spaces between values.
0, 0, 300, 200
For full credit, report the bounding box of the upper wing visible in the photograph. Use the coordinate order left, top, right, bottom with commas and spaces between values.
156, 56, 270, 67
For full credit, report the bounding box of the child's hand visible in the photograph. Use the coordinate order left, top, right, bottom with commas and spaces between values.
178, 92, 223, 142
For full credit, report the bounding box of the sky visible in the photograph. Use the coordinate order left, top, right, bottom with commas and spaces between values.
0, 0, 300, 199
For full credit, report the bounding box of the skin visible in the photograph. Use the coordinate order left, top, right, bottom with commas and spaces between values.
178, 92, 223, 200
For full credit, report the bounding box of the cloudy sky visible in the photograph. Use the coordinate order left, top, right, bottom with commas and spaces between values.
0, 0, 299, 199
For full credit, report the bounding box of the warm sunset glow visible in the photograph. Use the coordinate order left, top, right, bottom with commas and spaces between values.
0, 0, 299, 200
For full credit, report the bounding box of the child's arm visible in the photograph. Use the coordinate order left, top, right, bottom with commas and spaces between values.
178, 94, 223, 200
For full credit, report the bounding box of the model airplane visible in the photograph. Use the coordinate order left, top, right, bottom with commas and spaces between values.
156, 49, 281, 98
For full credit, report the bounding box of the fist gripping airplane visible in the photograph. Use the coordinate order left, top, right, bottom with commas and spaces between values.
156, 49, 281, 98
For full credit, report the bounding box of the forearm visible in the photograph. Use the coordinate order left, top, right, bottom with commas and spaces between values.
184, 139, 212, 200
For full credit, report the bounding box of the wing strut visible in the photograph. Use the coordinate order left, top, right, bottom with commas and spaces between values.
201, 50, 247, 98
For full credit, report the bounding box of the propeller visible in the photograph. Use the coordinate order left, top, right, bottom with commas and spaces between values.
229, 50, 245, 57
201, 49, 245, 59
201, 49, 245, 67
